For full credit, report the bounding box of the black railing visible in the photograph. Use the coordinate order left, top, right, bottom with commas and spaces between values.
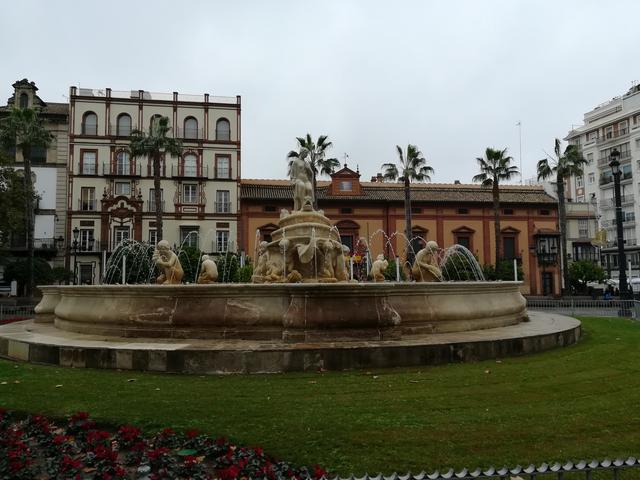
214, 202, 232, 213
147, 200, 165, 213
77, 199, 97, 211
171, 164, 209, 178
102, 162, 142, 176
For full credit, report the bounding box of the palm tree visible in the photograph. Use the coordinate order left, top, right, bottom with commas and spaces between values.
0, 107, 53, 296
287, 134, 339, 209
472, 147, 519, 266
381, 144, 434, 265
537, 139, 587, 294
129, 117, 182, 242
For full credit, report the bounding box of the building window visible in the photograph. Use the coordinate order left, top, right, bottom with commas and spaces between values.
625, 211, 635, 222
264, 205, 277, 212
31, 146, 47, 163
587, 131, 598, 142
339, 180, 353, 192
19, 93, 28, 109
116, 151, 130, 175
148, 188, 163, 212
340, 207, 353, 214
215, 118, 230, 141
79, 151, 96, 175
587, 153, 593, 165
340, 235, 354, 253
183, 184, 198, 204
79, 264, 94, 285
184, 117, 198, 139
115, 181, 131, 196
116, 114, 132, 136
576, 176, 583, 188
82, 112, 98, 135
216, 190, 230, 213
148, 229, 157, 246
457, 208, 469, 214
80, 187, 96, 211
150, 114, 162, 132
588, 172, 595, 184
540, 209, 550, 215
180, 227, 199, 248
216, 155, 230, 179
605, 125, 613, 139
578, 219, 589, 238
79, 229, 94, 251
183, 153, 197, 177
503, 208, 514, 215
619, 120, 628, 135
502, 236, 516, 259
456, 235, 471, 249
411, 207, 422, 214
216, 230, 229, 252
113, 227, 130, 247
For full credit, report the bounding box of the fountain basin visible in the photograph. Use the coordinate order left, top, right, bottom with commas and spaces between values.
37, 282, 527, 341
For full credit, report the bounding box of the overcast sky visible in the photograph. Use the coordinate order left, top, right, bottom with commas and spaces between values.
2, 0, 638, 183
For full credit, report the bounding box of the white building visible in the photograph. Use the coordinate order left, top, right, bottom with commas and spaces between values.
68, 87, 241, 284
565, 83, 640, 280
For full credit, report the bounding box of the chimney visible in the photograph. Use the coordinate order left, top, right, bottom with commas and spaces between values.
454, 180, 461, 185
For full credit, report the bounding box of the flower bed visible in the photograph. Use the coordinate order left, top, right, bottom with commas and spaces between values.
0, 409, 327, 479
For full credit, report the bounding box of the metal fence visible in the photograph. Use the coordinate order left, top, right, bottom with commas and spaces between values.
526, 298, 640, 319
329, 457, 640, 480
0, 304, 35, 324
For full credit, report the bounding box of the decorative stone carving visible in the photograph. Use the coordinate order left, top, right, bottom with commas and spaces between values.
290, 156, 314, 211
197, 255, 218, 284
412, 241, 443, 282
153, 240, 184, 284
371, 254, 389, 282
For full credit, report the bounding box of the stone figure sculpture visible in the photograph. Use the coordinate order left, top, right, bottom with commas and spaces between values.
197, 254, 218, 284
290, 156, 314, 211
371, 254, 389, 282
153, 240, 184, 284
412, 240, 443, 282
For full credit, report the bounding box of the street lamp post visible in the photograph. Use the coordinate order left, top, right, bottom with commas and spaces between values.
72, 226, 79, 285
609, 149, 630, 301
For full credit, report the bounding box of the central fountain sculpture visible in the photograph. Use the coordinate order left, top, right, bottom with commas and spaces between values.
31, 158, 532, 358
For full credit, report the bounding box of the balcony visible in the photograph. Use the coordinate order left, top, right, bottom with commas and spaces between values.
108, 124, 132, 137
536, 252, 558, 266
175, 127, 204, 140
77, 199, 98, 211
598, 150, 631, 167
601, 194, 635, 208
171, 164, 209, 178
214, 202, 232, 214
599, 174, 613, 186
596, 129, 630, 145
146, 200, 165, 213
102, 162, 142, 177
77, 161, 97, 175
6, 236, 59, 251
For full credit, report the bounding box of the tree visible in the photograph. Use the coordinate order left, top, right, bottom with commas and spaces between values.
0, 158, 29, 246
537, 139, 587, 294
3, 257, 54, 295
472, 147, 519, 266
381, 144, 434, 265
568, 260, 605, 294
287, 134, 339, 209
0, 107, 53, 297
129, 117, 182, 242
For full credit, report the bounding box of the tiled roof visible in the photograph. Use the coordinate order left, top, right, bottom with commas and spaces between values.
241, 180, 557, 205
0, 102, 68, 117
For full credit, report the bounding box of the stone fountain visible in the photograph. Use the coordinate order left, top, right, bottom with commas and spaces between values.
0, 158, 580, 373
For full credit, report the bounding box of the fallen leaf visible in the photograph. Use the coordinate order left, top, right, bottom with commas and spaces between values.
372, 375, 379, 379
409, 380, 420, 383
0, 382, 7, 385
13, 380, 20, 384
484, 369, 491, 374
55, 384, 63, 388
127, 378, 137, 382
155, 388, 160, 391
308, 381, 317, 384
495, 360, 502, 363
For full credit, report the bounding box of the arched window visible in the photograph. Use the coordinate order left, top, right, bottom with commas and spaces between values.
215, 118, 230, 141
410, 226, 428, 253
82, 111, 98, 135
19, 93, 28, 109
150, 114, 162, 133
116, 150, 130, 175
116, 113, 132, 136
184, 117, 198, 139
183, 153, 197, 177
334, 220, 360, 254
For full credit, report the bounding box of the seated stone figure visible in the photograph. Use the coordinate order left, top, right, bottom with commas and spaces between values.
371, 254, 389, 282
197, 255, 218, 284
411, 240, 443, 282
153, 240, 184, 284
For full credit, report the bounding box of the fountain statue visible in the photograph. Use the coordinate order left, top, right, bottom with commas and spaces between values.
371, 254, 388, 282
252, 156, 348, 283
152, 240, 184, 284
412, 240, 443, 282
197, 254, 218, 284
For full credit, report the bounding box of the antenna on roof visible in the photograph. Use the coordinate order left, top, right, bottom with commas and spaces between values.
343, 153, 349, 168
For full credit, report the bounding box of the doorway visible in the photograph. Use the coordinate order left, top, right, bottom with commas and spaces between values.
542, 272, 554, 296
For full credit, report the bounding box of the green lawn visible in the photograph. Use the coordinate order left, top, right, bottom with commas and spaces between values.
1, 316, 639, 475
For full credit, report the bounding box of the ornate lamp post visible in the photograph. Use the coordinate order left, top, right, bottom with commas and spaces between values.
609, 148, 629, 300
72, 226, 79, 285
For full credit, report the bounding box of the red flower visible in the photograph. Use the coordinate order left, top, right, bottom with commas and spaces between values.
61, 455, 82, 472
147, 447, 170, 460
160, 427, 174, 436
93, 444, 118, 462
117, 424, 141, 442
53, 434, 69, 445
314, 465, 327, 479
185, 428, 199, 438
218, 464, 241, 479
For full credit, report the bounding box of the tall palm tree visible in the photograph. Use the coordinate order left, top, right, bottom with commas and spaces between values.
287, 134, 339, 209
129, 117, 182, 242
381, 144, 434, 265
472, 147, 519, 266
0, 107, 53, 296
537, 138, 587, 294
